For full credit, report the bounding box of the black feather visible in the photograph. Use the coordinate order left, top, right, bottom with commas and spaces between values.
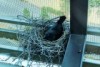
44, 16, 66, 41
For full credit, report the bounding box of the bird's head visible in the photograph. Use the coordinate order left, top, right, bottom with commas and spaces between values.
58, 16, 66, 24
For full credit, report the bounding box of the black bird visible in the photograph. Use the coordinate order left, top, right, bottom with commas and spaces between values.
44, 16, 66, 41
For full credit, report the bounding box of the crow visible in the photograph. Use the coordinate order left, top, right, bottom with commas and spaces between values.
44, 16, 66, 41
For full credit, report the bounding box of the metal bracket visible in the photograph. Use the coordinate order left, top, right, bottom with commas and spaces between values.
62, 0, 88, 67
62, 34, 86, 67
70, 0, 88, 35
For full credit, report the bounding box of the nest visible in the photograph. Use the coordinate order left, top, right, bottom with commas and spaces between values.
17, 16, 70, 66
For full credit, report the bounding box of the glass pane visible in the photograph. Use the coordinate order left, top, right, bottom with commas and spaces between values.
0, 0, 70, 20
0, 0, 70, 67
85, 0, 100, 65
88, 0, 100, 27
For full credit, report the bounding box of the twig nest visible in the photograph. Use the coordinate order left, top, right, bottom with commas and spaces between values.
17, 18, 70, 58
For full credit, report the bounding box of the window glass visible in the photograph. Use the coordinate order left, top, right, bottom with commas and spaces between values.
0, 1, 70, 67
88, 0, 100, 27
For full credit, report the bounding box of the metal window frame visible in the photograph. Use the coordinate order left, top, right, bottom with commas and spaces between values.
62, 0, 88, 67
